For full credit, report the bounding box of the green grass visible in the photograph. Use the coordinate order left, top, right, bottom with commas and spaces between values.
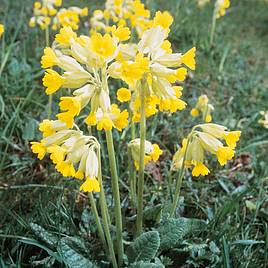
0, 0, 268, 267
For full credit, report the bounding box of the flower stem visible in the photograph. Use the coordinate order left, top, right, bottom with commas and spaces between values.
210, 8, 217, 47
105, 130, 124, 268
88, 192, 108, 254
97, 146, 118, 268
128, 146, 136, 208
136, 78, 146, 236
170, 139, 190, 217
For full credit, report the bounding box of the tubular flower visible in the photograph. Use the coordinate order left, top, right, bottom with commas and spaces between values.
40, 27, 129, 131
215, 0, 230, 18
90, 0, 151, 37
190, 95, 214, 122
85, 104, 129, 132
128, 139, 163, 170
29, 0, 62, 29
258, 111, 268, 129
0, 24, 4, 38
31, 122, 101, 193
109, 21, 195, 119
171, 123, 241, 176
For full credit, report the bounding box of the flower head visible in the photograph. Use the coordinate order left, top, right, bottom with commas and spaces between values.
191, 95, 214, 122
128, 139, 163, 170
172, 123, 241, 176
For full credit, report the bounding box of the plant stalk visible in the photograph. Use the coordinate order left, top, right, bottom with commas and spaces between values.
97, 146, 118, 268
136, 78, 146, 236
105, 130, 123, 268
210, 7, 217, 47
88, 192, 108, 254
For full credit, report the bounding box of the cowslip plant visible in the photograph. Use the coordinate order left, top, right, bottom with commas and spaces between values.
210, 0, 231, 45
191, 94, 214, 122
30, 1, 241, 267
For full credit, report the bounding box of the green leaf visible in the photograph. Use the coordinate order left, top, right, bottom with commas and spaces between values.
127, 231, 160, 263
58, 237, 95, 268
29, 223, 58, 248
157, 217, 207, 250
143, 204, 163, 223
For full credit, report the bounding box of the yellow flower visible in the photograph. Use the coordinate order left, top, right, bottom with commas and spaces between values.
31, 142, 46, 160
172, 123, 240, 176
191, 108, 199, 117
153, 11, 174, 29
39, 119, 67, 137
90, 33, 117, 59
111, 25, 131, 41
47, 145, 66, 164
216, 146, 234, 166
80, 177, 100, 193
216, 0, 230, 18
0, 24, 4, 38
43, 69, 65, 94
117, 87, 131, 102
41, 47, 58, 69
85, 112, 98, 126
97, 115, 114, 131
181, 47, 196, 70
150, 144, 163, 161
192, 162, 210, 176
55, 26, 77, 45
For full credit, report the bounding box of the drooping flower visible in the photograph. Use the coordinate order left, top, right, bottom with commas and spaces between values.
171, 123, 241, 176
258, 111, 268, 129
128, 138, 163, 170
40, 27, 129, 130
109, 21, 196, 120
31, 121, 101, 192
215, 0, 230, 18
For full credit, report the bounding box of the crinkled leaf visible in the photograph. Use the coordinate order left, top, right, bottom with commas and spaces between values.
158, 217, 207, 250
29, 223, 58, 247
129, 260, 164, 268
143, 204, 163, 223
127, 231, 160, 263
58, 237, 94, 268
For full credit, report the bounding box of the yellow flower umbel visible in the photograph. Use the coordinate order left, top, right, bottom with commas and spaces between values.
258, 111, 268, 129
109, 18, 196, 121
128, 138, 163, 170
172, 123, 241, 176
31, 120, 101, 192
0, 24, 4, 38
52, 7, 88, 30
29, 0, 62, 30
190, 95, 214, 122
90, 0, 151, 37
40, 26, 129, 130
215, 0, 230, 18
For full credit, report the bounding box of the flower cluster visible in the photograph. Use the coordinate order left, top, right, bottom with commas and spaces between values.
190, 95, 214, 122
31, 119, 100, 192
29, 0, 88, 30
29, 0, 62, 29
258, 111, 268, 129
215, 0, 230, 18
128, 138, 163, 170
0, 24, 4, 38
90, 0, 151, 37
172, 123, 241, 176
51, 7, 88, 30
109, 24, 196, 121
41, 26, 130, 131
